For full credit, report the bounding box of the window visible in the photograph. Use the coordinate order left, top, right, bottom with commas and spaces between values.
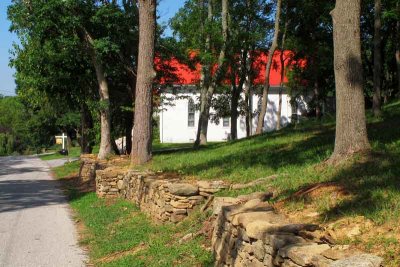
223, 117, 230, 127
188, 98, 195, 127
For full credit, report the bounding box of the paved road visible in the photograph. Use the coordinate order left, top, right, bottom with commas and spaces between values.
0, 156, 87, 267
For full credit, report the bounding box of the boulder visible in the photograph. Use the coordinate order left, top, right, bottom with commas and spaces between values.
168, 183, 199, 196
279, 243, 331, 266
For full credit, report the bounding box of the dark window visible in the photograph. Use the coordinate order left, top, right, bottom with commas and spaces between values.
223, 117, 230, 127
188, 99, 195, 127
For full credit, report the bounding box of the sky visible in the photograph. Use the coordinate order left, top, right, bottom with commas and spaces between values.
0, 0, 185, 96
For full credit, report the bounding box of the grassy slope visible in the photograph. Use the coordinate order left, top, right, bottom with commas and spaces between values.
53, 101, 400, 266
52, 163, 212, 267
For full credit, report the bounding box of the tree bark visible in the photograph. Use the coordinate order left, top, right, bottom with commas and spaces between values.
277, 14, 289, 130
396, 3, 400, 98
195, 0, 229, 147
81, 29, 112, 160
372, 0, 382, 116
256, 0, 282, 134
131, 0, 156, 165
330, 0, 370, 160
80, 102, 94, 154
230, 50, 247, 140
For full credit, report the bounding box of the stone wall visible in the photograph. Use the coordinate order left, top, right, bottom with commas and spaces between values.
212, 195, 384, 267
95, 166, 228, 223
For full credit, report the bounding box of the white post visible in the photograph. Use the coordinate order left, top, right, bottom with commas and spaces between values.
62, 133, 65, 150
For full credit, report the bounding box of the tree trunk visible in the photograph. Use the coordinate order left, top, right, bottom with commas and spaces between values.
277, 15, 289, 130
195, 0, 229, 147
80, 102, 94, 154
82, 29, 112, 160
314, 80, 321, 119
372, 0, 382, 116
330, 0, 370, 160
276, 50, 284, 130
131, 0, 156, 165
396, 4, 400, 98
256, 0, 282, 134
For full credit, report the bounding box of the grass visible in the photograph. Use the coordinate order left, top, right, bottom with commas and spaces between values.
147, 100, 400, 264
40, 146, 84, 160
53, 100, 400, 266
54, 162, 213, 267
52, 160, 81, 178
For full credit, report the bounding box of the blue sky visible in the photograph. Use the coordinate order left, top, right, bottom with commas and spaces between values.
0, 0, 185, 96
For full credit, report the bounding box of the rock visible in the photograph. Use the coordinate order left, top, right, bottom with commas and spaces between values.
212, 197, 242, 215
168, 183, 199, 196
170, 200, 190, 209
322, 247, 361, 261
109, 188, 119, 192
172, 208, 187, 215
329, 254, 384, 267
281, 259, 302, 267
232, 211, 283, 228
197, 180, 228, 190
171, 213, 186, 223
117, 180, 125, 190
279, 243, 330, 266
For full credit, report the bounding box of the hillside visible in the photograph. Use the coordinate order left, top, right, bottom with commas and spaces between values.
148, 100, 400, 264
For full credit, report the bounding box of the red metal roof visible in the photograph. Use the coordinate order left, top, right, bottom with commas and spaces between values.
155, 50, 304, 86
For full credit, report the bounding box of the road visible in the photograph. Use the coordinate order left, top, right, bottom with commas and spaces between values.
0, 156, 87, 267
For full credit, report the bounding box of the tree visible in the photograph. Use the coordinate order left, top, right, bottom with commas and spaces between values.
255, 0, 282, 134
131, 0, 157, 164
373, 0, 382, 116
195, 0, 229, 146
330, 0, 370, 160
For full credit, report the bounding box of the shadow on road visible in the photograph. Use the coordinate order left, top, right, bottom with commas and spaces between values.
0, 156, 67, 213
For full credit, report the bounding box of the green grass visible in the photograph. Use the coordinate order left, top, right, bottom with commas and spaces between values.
52, 160, 81, 178
40, 146, 83, 160
67, 192, 212, 267
54, 100, 400, 266
55, 159, 212, 267
149, 101, 400, 224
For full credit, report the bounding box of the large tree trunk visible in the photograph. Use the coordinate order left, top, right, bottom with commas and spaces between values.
82, 29, 112, 160
396, 4, 400, 98
330, 0, 370, 160
131, 0, 156, 165
195, 0, 229, 147
256, 0, 282, 134
372, 0, 382, 116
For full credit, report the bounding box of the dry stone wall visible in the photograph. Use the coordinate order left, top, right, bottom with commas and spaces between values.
212, 196, 384, 267
94, 165, 228, 223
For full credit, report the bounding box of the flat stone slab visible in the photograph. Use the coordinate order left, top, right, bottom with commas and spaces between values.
330, 254, 384, 267
168, 183, 199, 196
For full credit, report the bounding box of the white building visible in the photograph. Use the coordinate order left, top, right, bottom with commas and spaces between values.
157, 51, 308, 143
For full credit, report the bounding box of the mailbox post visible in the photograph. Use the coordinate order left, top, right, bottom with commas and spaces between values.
55, 133, 68, 155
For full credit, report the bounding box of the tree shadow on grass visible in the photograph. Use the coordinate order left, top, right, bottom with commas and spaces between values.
276, 115, 400, 223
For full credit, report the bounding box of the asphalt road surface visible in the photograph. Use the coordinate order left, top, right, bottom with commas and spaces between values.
0, 156, 87, 267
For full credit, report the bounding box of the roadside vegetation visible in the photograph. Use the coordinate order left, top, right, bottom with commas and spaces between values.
53, 163, 213, 267
52, 101, 400, 266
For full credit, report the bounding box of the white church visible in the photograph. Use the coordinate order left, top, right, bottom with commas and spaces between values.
157, 51, 308, 143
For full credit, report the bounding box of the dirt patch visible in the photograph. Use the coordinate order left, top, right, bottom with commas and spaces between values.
95, 242, 147, 264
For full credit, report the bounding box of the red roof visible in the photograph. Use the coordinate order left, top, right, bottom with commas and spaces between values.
155, 50, 304, 86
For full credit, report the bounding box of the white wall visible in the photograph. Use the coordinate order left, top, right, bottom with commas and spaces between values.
159, 88, 304, 143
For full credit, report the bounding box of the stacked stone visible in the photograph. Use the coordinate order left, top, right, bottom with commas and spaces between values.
79, 155, 97, 183
212, 196, 384, 267
94, 166, 229, 223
